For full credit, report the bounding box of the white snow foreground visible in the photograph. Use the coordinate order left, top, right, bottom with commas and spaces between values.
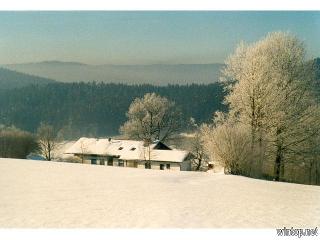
0, 158, 319, 228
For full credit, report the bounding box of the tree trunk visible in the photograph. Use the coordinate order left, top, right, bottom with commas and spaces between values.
249, 128, 256, 177
280, 159, 285, 182
309, 160, 313, 185
248, 95, 256, 178
196, 159, 202, 171
274, 128, 283, 182
316, 159, 319, 185
48, 146, 51, 161
274, 145, 282, 181
257, 131, 264, 178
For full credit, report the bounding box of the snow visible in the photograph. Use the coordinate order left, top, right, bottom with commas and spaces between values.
65, 138, 111, 155
102, 139, 144, 159
147, 149, 189, 163
65, 138, 189, 163
0, 158, 319, 228
52, 140, 77, 160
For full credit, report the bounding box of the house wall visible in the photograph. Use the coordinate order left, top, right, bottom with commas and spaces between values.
78, 156, 134, 168
75, 154, 189, 171
137, 161, 181, 171
180, 159, 192, 171
112, 159, 137, 168
112, 158, 119, 166
77, 155, 106, 165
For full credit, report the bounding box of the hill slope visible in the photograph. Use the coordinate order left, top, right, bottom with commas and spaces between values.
0, 67, 55, 89
5, 61, 223, 85
0, 158, 319, 228
0, 82, 225, 137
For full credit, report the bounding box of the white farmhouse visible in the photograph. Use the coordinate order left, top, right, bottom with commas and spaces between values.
65, 138, 192, 171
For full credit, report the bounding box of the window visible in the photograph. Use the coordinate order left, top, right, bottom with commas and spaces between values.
107, 158, 113, 166
133, 161, 138, 168
160, 164, 165, 170
166, 164, 170, 169
130, 147, 136, 151
118, 147, 123, 150
91, 159, 97, 165
118, 159, 124, 167
145, 162, 151, 169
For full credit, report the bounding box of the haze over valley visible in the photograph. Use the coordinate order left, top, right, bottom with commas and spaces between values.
4, 61, 223, 85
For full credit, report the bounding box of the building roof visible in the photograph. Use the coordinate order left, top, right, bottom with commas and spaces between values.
148, 149, 189, 163
65, 138, 110, 155
65, 137, 189, 163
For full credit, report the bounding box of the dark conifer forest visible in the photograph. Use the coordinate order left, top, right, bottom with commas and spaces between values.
0, 82, 226, 139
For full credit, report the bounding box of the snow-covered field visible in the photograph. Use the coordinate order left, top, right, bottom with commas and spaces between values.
0, 158, 319, 228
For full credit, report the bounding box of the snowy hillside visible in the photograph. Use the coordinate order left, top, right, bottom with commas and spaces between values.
0, 158, 319, 228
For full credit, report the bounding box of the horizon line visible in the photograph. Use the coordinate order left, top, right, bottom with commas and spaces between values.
2, 60, 225, 66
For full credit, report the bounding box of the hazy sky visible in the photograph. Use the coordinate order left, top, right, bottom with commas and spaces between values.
0, 11, 319, 65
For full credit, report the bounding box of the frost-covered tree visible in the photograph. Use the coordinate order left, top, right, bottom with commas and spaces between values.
206, 32, 320, 182
0, 126, 39, 159
201, 112, 252, 175
37, 123, 58, 161
188, 118, 209, 171
119, 93, 182, 143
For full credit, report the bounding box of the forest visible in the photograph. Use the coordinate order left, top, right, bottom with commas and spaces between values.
0, 82, 225, 139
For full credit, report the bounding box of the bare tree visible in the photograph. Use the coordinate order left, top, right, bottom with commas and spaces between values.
37, 123, 57, 161
119, 93, 182, 143
143, 139, 152, 169
191, 130, 209, 171
188, 118, 209, 171
79, 138, 88, 164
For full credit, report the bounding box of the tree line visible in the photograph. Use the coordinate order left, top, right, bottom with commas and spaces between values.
0, 123, 58, 161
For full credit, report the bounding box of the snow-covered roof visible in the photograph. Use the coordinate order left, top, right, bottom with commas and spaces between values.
102, 139, 144, 159
65, 138, 189, 163
65, 138, 111, 155
148, 149, 189, 163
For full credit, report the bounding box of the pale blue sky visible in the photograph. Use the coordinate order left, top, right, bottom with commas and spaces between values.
0, 11, 319, 65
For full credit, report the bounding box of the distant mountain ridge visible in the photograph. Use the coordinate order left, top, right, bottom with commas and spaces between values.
4, 61, 224, 85
29, 60, 88, 66
0, 67, 55, 89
